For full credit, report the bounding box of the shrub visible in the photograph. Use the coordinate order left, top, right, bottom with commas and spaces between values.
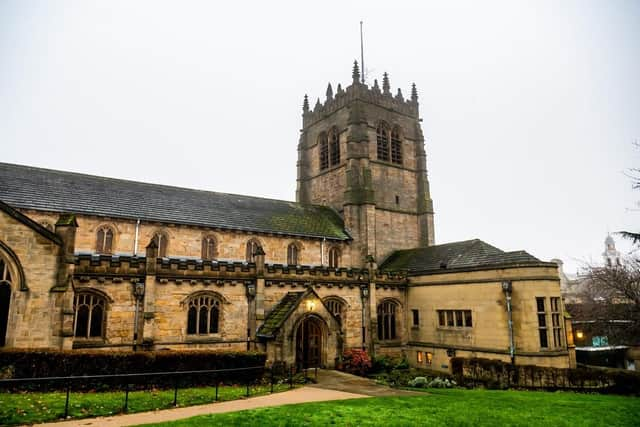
0, 349, 266, 391
342, 349, 372, 376
408, 376, 428, 388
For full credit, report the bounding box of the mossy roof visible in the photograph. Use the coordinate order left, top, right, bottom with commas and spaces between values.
380, 239, 550, 275
257, 292, 306, 339
0, 163, 349, 240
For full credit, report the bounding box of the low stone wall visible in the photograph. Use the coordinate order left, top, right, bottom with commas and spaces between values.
451, 357, 640, 395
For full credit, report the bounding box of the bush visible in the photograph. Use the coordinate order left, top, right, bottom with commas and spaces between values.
342, 349, 372, 376
0, 349, 266, 391
451, 357, 640, 395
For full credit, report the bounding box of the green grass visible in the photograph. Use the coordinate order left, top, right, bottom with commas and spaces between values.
0, 383, 291, 426
144, 388, 640, 427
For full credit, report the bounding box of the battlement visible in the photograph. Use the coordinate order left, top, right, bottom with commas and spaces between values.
73, 255, 407, 287
302, 61, 419, 128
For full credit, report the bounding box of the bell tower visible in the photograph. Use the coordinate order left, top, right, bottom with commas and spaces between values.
296, 62, 435, 267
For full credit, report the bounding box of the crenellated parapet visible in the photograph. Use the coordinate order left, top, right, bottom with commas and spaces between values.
302, 61, 419, 129
73, 254, 408, 288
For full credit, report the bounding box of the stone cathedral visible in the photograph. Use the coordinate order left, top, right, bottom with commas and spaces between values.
0, 62, 575, 371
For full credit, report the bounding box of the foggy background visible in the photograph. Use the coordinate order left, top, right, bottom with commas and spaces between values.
1, 0, 638, 274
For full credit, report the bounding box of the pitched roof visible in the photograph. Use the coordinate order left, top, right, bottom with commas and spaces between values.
379, 239, 550, 274
0, 199, 62, 245
257, 291, 306, 338
0, 163, 349, 240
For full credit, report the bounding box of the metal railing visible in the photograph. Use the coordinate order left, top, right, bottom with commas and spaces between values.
0, 365, 319, 419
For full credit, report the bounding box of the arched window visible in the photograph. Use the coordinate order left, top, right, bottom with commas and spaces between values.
391, 126, 403, 165
377, 300, 399, 341
96, 226, 115, 254
287, 243, 299, 265
202, 235, 217, 261
152, 232, 168, 257
329, 127, 340, 166
0, 258, 12, 347
246, 239, 262, 263
324, 297, 346, 325
187, 293, 220, 335
73, 292, 107, 339
328, 247, 341, 268
377, 122, 390, 161
319, 133, 329, 170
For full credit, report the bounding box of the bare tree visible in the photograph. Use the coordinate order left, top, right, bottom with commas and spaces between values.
572, 258, 640, 345
619, 142, 640, 245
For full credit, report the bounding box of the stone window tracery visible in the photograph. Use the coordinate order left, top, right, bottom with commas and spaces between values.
152, 232, 169, 257
391, 126, 403, 165
96, 226, 115, 254
324, 297, 346, 325
287, 243, 300, 265
202, 235, 217, 261
73, 292, 106, 339
319, 133, 329, 170
376, 122, 390, 161
329, 127, 340, 166
0, 258, 12, 347
187, 294, 220, 335
328, 247, 340, 268
246, 239, 262, 263
377, 300, 399, 341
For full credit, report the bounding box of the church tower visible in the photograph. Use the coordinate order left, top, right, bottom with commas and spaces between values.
603, 234, 621, 267
296, 62, 435, 267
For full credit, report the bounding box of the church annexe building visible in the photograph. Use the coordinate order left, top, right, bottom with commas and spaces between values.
0, 63, 575, 371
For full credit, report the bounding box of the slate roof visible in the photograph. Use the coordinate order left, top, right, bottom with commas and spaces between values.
257, 292, 306, 339
379, 239, 551, 274
0, 163, 349, 240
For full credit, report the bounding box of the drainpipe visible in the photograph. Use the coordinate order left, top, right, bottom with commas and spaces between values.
133, 219, 140, 256
321, 238, 325, 266
502, 281, 515, 364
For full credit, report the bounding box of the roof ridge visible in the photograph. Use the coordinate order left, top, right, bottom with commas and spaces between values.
0, 162, 328, 210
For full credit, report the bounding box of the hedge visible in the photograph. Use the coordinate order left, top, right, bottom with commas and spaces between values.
0, 349, 266, 391
451, 357, 640, 395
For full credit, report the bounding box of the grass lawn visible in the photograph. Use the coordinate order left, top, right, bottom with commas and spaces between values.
144, 388, 640, 427
0, 383, 290, 426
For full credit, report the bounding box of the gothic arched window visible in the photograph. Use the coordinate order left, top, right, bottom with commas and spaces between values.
187, 293, 220, 335
377, 300, 399, 341
0, 258, 13, 347
376, 122, 390, 161
329, 127, 340, 166
202, 235, 217, 261
74, 291, 107, 339
96, 226, 115, 254
319, 133, 329, 170
246, 239, 262, 263
287, 243, 300, 266
391, 126, 403, 165
152, 232, 168, 257
328, 247, 341, 268
324, 297, 346, 325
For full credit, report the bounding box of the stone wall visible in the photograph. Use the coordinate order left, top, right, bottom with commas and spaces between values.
0, 209, 62, 348
406, 265, 571, 371
21, 209, 352, 267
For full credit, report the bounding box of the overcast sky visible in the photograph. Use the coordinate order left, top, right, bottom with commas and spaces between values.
1, 0, 638, 274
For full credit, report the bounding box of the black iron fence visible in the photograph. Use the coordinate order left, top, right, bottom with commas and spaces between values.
0, 365, 319, 419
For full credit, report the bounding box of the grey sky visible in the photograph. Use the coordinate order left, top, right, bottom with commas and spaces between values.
1, 0, 638, 274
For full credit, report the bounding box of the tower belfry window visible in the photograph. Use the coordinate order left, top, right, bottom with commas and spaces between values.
319, 133, 329, 170
391, 127, 403, 164
377, 123, 389, 161
329, 127, 340, 166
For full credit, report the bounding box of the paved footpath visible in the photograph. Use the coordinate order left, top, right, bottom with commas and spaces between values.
33, 370, 417, 427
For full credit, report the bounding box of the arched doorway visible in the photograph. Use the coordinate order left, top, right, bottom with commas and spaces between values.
0, 283, 10, 347
296, 316, 323, 369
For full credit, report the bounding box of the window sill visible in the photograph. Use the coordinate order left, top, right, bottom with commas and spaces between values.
186, 335, 223, 343
437, 327, 473, 331
72, 339, 107, 349
378, 340, 402, 347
